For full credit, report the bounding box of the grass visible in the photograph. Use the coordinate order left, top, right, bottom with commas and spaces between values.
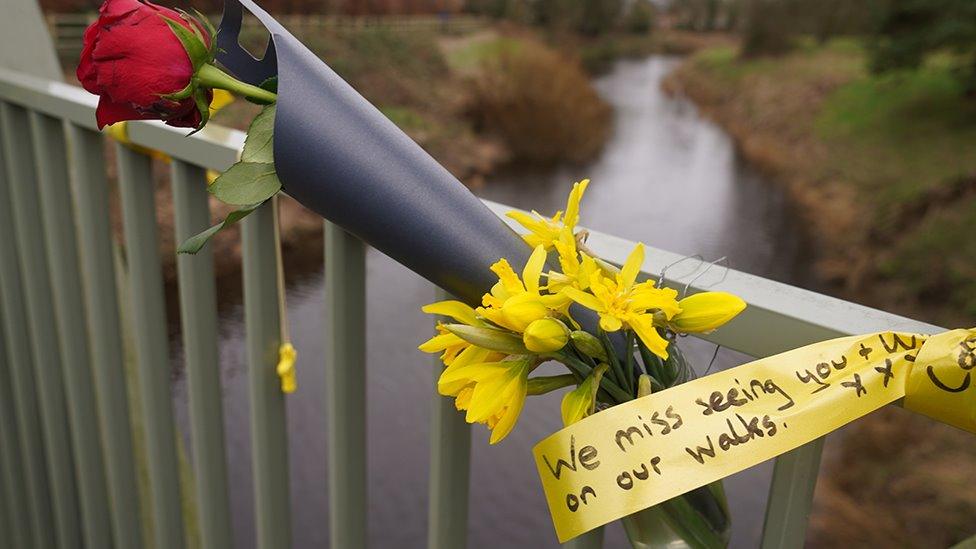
443, 34, 524, 72
816, 65, 976, 209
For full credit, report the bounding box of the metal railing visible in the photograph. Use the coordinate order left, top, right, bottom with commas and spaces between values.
0, 66, 942, 549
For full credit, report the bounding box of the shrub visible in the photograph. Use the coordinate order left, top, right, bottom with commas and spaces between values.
467, 39, 611, 165
625, 1, 655, 35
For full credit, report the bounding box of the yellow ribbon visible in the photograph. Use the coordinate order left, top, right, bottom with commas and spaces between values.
533, 328, 976, 542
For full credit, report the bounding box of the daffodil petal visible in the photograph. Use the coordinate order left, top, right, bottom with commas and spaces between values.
489, 377, 527, 444
491, 258, 525, 294
418, 332, 464, 353
562, 287, 605, 313
619, 242, 644, 290
561, 383, 590, 426
599, 314, 623, 332
629, 313, 670, 359
523, 245, 547, 293
563, 179, 589, 230
422, 300, 481, 326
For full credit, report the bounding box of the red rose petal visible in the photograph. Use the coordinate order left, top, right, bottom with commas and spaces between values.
95, 96, 153, 129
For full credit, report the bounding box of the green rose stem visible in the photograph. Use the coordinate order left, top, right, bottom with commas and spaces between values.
197, 64, 277, 104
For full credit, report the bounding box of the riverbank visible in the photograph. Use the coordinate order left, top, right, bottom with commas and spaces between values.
664, 39, 976, 329
665, 39, 976, 548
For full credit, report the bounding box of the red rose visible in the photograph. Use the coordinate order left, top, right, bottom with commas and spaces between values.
77, 0, 213, 129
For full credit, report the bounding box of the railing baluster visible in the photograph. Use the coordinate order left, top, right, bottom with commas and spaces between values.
115, 143, 186, 548
0, 101, 81, 549
67, 122, 144, 548
325, 222, 367, 549
31, 110, 113, 549
427, 287, 471, 549
0, 305, 31, 548
171, 159, 233, 549
0, 104, 53, 549
242, 201, 291, 549
760, 437, 825, 549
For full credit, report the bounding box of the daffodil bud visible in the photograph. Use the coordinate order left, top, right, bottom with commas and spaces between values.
570, 330, 608, 362
560, 363, 608, 426
670, 292, 746, 334
443, 324, 529, 354
527, 374, 577, 395
501, 293, 550, 332
523, 318, 570, 353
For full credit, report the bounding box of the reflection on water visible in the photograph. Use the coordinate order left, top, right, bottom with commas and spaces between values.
172, 56, 807, 548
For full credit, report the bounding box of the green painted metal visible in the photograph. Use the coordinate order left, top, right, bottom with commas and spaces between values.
427, 287, 471, 549
563, 527, 604, 549
0, 305, 31, 548
115, 144, 186, 549
31, 110, 113, 549
171, 159, 234, 549
0, 104, 54, 549
66, 123, 144, 548
0, 101, 82, 549
242, 201, 291, 549
325, 222, 367, 549
760, 437, 825, 549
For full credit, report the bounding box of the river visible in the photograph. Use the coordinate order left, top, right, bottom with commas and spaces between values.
171, 55, 809, 548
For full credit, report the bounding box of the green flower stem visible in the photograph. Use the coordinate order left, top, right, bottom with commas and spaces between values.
197, 64, 277, 104
598, 329, 629, 398
624, 331, 636, 394
549, 352, 632, 403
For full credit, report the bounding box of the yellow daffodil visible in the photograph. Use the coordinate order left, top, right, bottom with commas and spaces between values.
561, 364, 608, 426
507, 179, 590, 250
438, 355, 534, 444
478, 245, 569, 332
667, 292, 746, 334
523, 318, 570, 353
546, 228, 601, 294
419, 300, 489, 366
562, 243, 680, 358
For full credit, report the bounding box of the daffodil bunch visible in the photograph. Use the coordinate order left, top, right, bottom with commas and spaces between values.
420, 179, 746, 445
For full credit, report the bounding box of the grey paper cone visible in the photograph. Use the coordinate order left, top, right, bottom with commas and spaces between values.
216, 0, 531, 305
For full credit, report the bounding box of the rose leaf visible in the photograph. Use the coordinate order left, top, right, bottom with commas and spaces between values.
177, 201, 263, 254
209, 161, 281, 205
242, 105, 275, 164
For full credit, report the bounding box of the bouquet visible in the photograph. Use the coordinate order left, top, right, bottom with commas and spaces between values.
75, 1, 758, 546
420, 180, 745, 548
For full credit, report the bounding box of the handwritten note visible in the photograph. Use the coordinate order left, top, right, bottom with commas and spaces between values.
533, 329, 976, 542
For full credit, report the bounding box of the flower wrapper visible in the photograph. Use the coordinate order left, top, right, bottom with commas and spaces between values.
216, 0, 531, 305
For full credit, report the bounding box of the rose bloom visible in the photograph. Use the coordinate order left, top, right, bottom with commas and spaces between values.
77, 0, 212, 129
